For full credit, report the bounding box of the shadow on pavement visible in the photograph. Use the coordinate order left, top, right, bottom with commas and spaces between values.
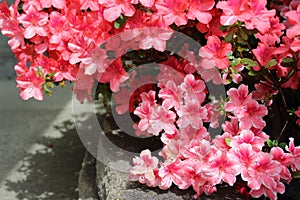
3, 120, 85, 200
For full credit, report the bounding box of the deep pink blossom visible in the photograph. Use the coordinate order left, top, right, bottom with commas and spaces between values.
252, 42, 274, 68
295, 106, 300, 127
98, 58, 129, 92
270, 147, 293, 183
285, 4, 300, 39
252, 82, 278, 106
286, 138, 300, 171
199, 35, 232, 70
155, 0, 189, 26
17, 5, 48, 39
225, 84, 252, 114
187, 0, 214, 24
237, 100, 268, 130
16, 67, 45, 100
99, 0, 137, 22
217, 0, 252, 26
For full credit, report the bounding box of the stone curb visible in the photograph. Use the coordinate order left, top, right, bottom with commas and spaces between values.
78, 151, 99, 200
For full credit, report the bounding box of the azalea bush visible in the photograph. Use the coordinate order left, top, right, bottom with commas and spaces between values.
1, 0, 300, 199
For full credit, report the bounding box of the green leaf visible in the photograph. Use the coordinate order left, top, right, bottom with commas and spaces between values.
225, 138, 231, 147
282, 57, 294, 63
225, 29, 235, 42
266, 139, 273, 147
265, 59, 277, 68
272, 140, 278, 147
114, 14, 127, 29
238, 28, 248, 41
219, 25, 229, 31
281, 57, 295, 68
230, 58, 241, 67
248, 70, 257, 76
241, 58, 258, 67
292, 171, 300, 178
279, 142, 287, 149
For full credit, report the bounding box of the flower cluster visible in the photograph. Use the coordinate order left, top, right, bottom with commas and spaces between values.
1, 0, 300, 199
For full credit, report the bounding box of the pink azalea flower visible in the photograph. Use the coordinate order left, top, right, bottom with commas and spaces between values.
158, 80, 183, 110
155, 0, 189, 26
244, 152, 282, 191
237, 100, 268, 130
67, 34, 94, 65
225, 84, 252, 114
203, 150, 240, 186
217, 0, 252, 26
139, 28, 173, 52
222, 118, 240, 136
295, 106, 300, 127
130, 149, 159, 182
177, 99, 208, 129
180, 74, 206, 104
159, 159, 191, 189
229, 143, 257, 180
196, 8, 225, 38
230, 130, 269, 151
285, 4, 300, 39
73, 68, 94, 103
182, 139, 212, 162
99, 0, 137, 22
148, 105, 177, 135
79, 0, 100, 11
199, 35, 231, 70
196, 65, 223, 84
187, 0, 215, 24
16, 67, 45, 101
80, 48, 108, 75
17, 5, 48, 39
160, 139, 182, 160
139, 0, 155, 7
286, 138, 300, 171
213, 132, 233, 151
252, 82, 278, 106
270, 147, 293, 183
252, 42, 274, 67
98, 58, 129, 92
256, 17, 285, 46
158, 159, 180, 189
134, 101, 153, 132
250, 182, 285, 200
48, 11, 71, 45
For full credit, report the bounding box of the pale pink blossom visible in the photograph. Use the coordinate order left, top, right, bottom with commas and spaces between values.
149, 106, 177, 135
130, 149, 159, 182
